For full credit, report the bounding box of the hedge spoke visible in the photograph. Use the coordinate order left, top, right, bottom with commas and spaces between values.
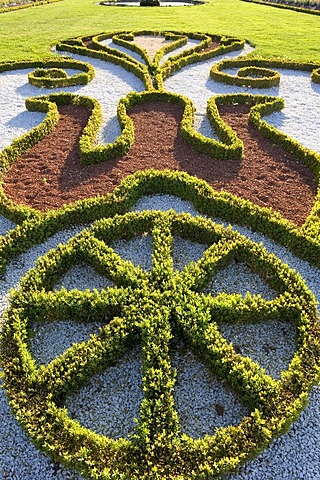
206, 291, 301, 325
82, 233, 148, 287
34, 315, 134, 402
176, 236, 244, 291
135, 299, 180, 452
22, 286, 130, 324
150, 216, 173, 289
173, 291, 279, 412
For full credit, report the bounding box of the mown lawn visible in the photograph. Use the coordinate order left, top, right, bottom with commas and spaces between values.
0, 0, 319, 62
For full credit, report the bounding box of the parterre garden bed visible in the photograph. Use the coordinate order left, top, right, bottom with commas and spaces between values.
0, 30, 320, 479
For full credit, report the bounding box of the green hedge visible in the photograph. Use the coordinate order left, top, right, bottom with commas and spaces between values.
91, 32, 150, 67
311, 67, 320, 83
240, 0, 320, 15
25, 92, 136, 165
0, 91, 60, 214
32, 67, 68, 79
0, 0, 63, 14
5, 87, 293, 182
57, 30, 246, 92
58, 30, 246, 91
205, 91, 320, 177
237, 66, 280, 86
112, 33, 151, 66
27, 59, 94, 87
122, 90, 243, 160
210, 57, 320, 88
1, 207, 319, 479
153, 34, 188, 68
57, 36, 153, 91
158, 34, 245, 89
0, 87, 132, 214
0, 57, 95, 81
1, 166, 320, 278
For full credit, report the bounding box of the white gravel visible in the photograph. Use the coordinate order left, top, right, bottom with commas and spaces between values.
0, 53, 145, 150
112, 231, 209, 270
0, 213, 15, 237
112, 234, 154, 271
205, 260, 276, 300
131, 194, 202, 215
66, 345, 143, 439
164, 50, 320, 154
225, 386, 320, 480
0, 34, 320, 478
55, 263, 113, 291
30, 319, 105, 367
172, 346, 249, 437
218, 319, 297, 380
172, 236, 208, 269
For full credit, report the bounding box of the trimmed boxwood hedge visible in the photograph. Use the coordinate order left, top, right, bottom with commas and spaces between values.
210, 57, 320, 88
1, 166, 320, 272
0, 57, 95, 83
27, 59, 95, 88
25, 90, 135, 165
121, 90, 246, 160
241, 0, 320, 15
56, 35, 154, 91
1, 207, 320, 479
237, 65, 280, 86
1, 87, 300, 182
57, 30, 246, 91
0, 0, 63, 14
157, 33, 246, 89
311, 67, 320, 83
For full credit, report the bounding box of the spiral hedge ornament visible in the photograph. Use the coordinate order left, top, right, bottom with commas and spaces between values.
27, 65, 94, 88
0, 29, 320, 478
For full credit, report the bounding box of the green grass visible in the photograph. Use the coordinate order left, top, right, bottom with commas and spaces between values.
0, 0, 319, 63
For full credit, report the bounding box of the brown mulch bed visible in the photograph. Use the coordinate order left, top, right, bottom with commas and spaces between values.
201, 41, 220, 53
3, 101, 317, 226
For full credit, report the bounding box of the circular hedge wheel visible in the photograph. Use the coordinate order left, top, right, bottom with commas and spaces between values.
2, 210, 320, 479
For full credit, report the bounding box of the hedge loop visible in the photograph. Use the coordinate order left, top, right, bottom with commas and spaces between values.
210, 57, 320, 88
27, 59, 95, 88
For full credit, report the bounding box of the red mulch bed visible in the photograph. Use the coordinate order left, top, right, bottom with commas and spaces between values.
3, 101, 317, 226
